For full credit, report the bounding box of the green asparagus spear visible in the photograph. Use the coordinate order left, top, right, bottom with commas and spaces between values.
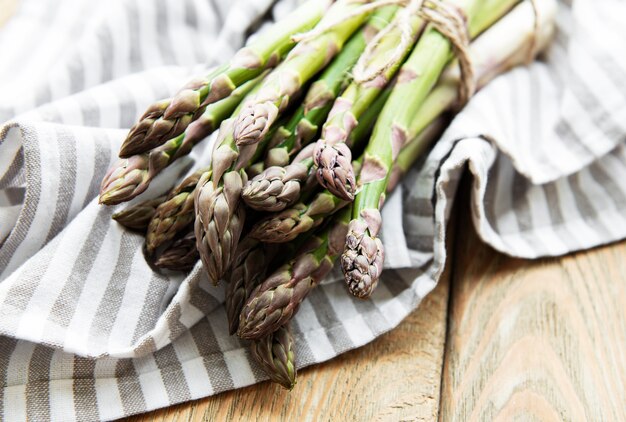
145, 168, 209, 253
225, 238, 278, 335
154, 230, 199, 272
238, 206, 351, 340
313, 1, 425, 200
250, 324, 297, 390
249, 187, 349, 244
194, 92, 274, 283
111, 195, 166, 231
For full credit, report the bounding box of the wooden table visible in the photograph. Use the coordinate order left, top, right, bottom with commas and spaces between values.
127, 183, 626, 421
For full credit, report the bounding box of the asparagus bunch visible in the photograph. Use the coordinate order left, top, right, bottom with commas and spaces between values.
99, 0, 556, 389
195, 2, 395, 283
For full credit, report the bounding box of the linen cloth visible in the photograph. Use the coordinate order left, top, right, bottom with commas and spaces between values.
0, 0, 625, 419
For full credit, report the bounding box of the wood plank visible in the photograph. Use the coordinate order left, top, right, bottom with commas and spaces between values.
440, 199, 626, 421
126, 251, 452, 422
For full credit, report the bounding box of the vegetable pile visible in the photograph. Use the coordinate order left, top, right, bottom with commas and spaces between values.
102, 0, 556, 389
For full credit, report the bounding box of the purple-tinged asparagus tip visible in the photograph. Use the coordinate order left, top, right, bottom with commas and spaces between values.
233, 101, 279, 146
250, 324, 297, 390
313, 140, 356, 201
341, 210, 384, 299
242, 163, 309, 212
99, 156, 150, 206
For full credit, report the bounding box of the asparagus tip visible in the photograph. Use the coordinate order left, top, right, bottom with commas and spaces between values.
233, 101, 279, 146
314, 140, 356, 201
341, 215, 384, 299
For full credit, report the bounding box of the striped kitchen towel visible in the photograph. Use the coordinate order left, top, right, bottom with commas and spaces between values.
0, 0, 625, 420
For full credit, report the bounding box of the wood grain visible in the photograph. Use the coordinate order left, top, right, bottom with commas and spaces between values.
126, 273, 450, 422
440, 201, 626, 421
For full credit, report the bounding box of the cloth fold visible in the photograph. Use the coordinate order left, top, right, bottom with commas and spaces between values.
1, 0, 625, 420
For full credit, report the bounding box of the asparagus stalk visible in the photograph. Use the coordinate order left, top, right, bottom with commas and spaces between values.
154, 230, 199, 272
111, 195, 166, 231
389, 1, 557, 189
343, 0, 548, 299
344, 83, 393, 148
120, 74, 258, 158
388, 0, 557, 189
118, 0, 331, 157
249, 187, 348, 244
313, 2, 425, 200
194, 121, 250, 284
238, 205, 351, 340
192, 68, 284, 284
386, 118, 447, 193
99, 78, 259, 205
225, 238, 278, 335
194, 100, 276, 283
242, 145, 316, 212
145, 168, 209, 253
241, 8, 397, 212
250, 324, 297, 390
242, 104, 312, 180
232, 0, 375, 147
99, 155, 151, 206
248, 160, 361, 244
